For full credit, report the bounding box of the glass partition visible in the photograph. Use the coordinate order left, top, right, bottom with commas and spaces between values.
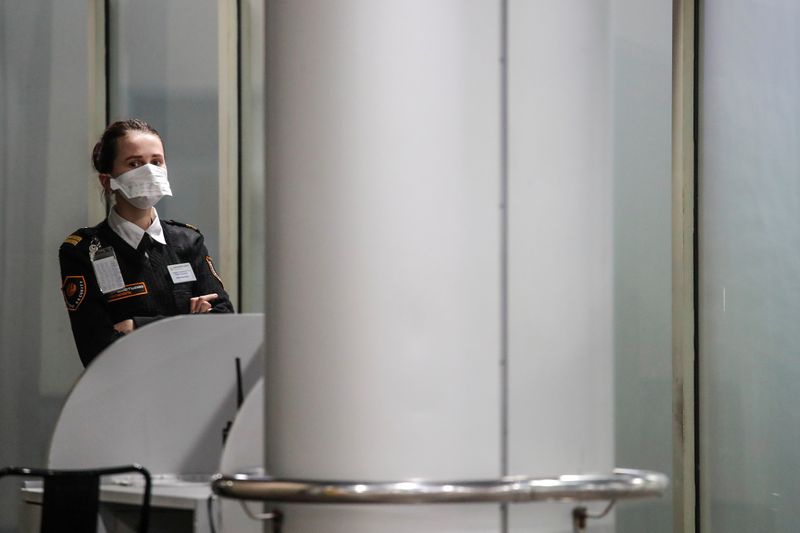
611, 1, 674, 532
700, 1, 800, 531
0, 2, 94, 531
239, 0, 266, 313
108, 0, 223, 263
506, 2, 673, 529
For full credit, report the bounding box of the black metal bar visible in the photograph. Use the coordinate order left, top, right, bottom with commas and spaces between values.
693, 1, 702, 532
0, 464, 151, 533
235, 0, 244, 309
235, 356, 243, 408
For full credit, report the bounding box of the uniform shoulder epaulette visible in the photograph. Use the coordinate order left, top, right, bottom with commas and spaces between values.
164, 219, 201, 232
62, 234, 83, 246
61, 226, 99, 247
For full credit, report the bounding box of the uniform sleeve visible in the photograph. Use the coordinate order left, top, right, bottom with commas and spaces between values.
191, 233, 235, 313
59, 243, 125, 367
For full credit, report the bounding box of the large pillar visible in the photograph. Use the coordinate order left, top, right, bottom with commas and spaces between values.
263, 2, 614, 532
263, 1, 502, 532
507, 1, 613, 532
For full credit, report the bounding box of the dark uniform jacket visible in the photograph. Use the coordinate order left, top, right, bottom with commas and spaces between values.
59, 219, 234, 366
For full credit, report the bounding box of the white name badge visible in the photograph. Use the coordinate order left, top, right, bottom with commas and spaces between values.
168, 263, 197, 284
91, 248, 126, 294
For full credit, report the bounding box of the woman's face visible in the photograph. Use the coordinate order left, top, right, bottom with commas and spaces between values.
110, 131, 166, 177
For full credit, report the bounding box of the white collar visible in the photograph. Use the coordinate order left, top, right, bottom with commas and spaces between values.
107, 207, 167, 249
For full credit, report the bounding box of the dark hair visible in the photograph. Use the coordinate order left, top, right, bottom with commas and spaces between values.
91, 119, 164, 174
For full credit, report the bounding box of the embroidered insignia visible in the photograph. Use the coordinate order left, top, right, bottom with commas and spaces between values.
62, 276, 87, 311
63, 235, 83, 246
205, 256, 224, 287
107, 282, 149, 303
166, 220, 199, 232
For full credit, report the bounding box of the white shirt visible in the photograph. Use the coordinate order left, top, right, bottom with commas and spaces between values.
107, 207, 167, 250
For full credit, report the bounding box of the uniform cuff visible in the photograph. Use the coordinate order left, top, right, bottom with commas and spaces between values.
132, 315, 165, 329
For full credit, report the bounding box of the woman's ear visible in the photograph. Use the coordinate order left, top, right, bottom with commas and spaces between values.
98, 173, 111, 192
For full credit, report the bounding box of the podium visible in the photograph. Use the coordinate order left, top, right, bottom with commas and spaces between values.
20, 314, 264, 533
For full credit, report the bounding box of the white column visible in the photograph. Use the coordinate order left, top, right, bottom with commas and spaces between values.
263, 1, 617, 532
263, 1, 502, 532
508, 1, 614, 532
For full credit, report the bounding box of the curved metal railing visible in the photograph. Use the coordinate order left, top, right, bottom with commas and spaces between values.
211, 468, 667, 505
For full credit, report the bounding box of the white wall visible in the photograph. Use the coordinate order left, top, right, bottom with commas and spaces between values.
0, 2, 90, 531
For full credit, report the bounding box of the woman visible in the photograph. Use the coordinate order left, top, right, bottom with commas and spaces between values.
60, 119, 234, 366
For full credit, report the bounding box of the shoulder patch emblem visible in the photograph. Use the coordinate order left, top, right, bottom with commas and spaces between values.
63, 235, 83, 246
205, 256, 224, 287
62, 276, 87, 311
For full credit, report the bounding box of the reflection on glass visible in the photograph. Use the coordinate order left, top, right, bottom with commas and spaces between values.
108, 0, 221, 261
239, 0, 265, 313
701, 1, 800, 531
611, 0, 673, 531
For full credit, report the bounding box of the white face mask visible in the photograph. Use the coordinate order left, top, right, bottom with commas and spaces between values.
109, 164, 172, 209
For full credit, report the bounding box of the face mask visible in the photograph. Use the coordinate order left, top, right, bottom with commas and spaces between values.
109, 164, 172, 209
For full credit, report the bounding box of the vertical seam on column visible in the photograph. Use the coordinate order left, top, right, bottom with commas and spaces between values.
499, 0, 510, 532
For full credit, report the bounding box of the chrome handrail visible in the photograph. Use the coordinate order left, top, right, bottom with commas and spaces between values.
211, 468, 667, 504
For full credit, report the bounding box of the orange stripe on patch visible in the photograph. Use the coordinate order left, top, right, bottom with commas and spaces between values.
205, 256, 224, 287
107, 282, 149, 302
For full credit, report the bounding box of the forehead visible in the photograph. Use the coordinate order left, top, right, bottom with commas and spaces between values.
115, 131, 164, 159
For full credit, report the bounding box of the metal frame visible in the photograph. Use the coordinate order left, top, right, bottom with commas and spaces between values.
1, 464, 152, 533
211, 469, 668, 504
672, 1, 698, 532
236, 0, 266, 313
218, 0, 240, 310
87, 0, 108, 225
90, 0, 241, 308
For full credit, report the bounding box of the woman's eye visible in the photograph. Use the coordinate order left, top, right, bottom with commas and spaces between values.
129, 160, 142, 168
151, 160, 163, 166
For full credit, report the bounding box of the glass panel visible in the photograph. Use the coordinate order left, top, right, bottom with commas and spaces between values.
700, 1, 800, 532
507, 2, 673, 530
108, 0, 222, 261
0, 2, 92, 531
611, 1, 674, 532
240, 0, 266, 313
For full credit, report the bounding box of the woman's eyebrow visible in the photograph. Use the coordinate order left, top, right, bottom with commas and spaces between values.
124, 154, 163, 162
